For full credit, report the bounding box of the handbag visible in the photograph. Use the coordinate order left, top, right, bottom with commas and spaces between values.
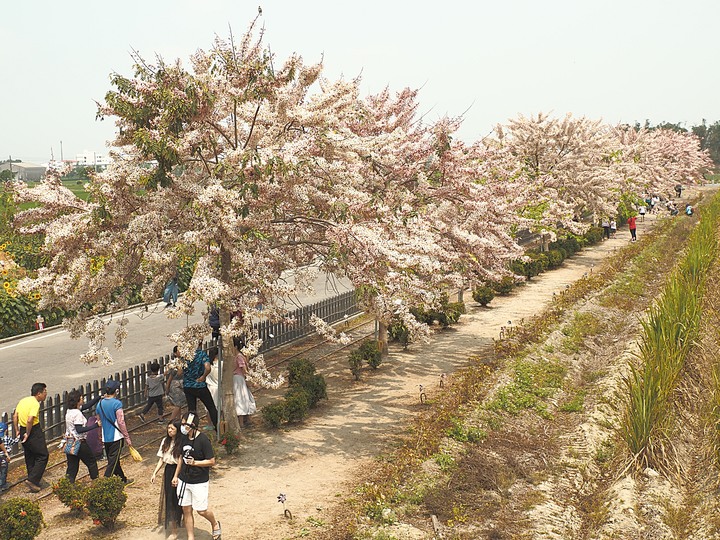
63, 437, 82, 456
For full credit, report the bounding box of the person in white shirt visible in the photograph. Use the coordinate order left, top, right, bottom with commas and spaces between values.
63, 390, 102, 482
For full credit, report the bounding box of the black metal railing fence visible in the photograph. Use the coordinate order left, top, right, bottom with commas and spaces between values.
1, 289, 360, 455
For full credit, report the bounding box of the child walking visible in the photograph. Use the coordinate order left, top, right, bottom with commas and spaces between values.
139, 363, 165, 423
0, 422, 13, 492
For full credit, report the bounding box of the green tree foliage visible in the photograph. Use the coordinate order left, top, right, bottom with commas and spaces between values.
692, 119, 720, 169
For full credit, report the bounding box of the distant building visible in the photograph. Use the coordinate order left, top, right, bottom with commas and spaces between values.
75, 150, 112, 170
0, 161, 46, 182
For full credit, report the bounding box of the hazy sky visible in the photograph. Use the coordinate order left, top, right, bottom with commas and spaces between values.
2, 0, 718, 164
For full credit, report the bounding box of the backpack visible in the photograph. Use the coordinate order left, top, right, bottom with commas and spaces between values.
686, 206, 693, 216
85, 416, 104, 458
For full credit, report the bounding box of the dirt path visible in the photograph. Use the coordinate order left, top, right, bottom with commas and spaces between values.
34, 210, 666, 539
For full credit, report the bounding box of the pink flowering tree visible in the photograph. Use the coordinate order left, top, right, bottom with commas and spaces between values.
493, 113, 711, 233
11, 20, 528, 428
612, 125, 712, 196
494, 113, 622, 230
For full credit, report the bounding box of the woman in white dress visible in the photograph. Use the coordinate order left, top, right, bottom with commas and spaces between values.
232, 338, 256, 426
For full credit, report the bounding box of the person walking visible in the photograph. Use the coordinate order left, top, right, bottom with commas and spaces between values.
601, 218, 610, 240
138, 362, 165, 423
182, 343, 218, 430
609, 219, 617, 238
96, 380, 135, 485
638, 205, 647, 222
233, 338, 256, 427
12, 382, 49, 492
151, 421, 183, 539
172, 412, 222, 540
208, 307, 221, 341
166, 348, 187, 424
628, 214, 638, 242
63, 389, 102, 482
164, 276, 179, 307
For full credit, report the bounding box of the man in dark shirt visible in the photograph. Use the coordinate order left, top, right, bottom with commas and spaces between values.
182, 342, 219, 429
172, 412, 221, 540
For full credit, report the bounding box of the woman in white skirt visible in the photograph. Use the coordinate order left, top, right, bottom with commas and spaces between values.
233, 338, 256, 426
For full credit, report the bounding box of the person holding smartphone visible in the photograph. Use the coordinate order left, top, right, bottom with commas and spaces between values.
171, 412, 221, 540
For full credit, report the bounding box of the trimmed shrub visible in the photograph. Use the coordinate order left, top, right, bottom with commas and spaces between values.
492, 276, 516, 295
263, 358, 327, 428
550, 235, 581, 255
439, 301, 466, 326
358, 339, 382, 369
348, 349, 364, 380
284, 389, 311, 423
0, 498, 44, 540
546, 249, 565, 269
584, 226, 604, 245
262, 402, 288, 428
300, 373, 328, 407
472, 284, 496, 306
52, 477, 87, 515
509, 256, 544, 280
409, 306, 434, 325
287, 358, 326, 406
85, 476, 127, 529
287, 358, 317, 387
388, 320, 410, 348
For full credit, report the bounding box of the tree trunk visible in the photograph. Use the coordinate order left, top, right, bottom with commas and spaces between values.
219, 247, 240, 434
377, 320, 389, 357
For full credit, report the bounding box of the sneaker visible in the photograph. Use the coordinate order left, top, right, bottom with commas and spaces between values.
165, 303, 173, 308
137, 413, 146, 422
123, 478, 135, 487
25, 480, 41, 493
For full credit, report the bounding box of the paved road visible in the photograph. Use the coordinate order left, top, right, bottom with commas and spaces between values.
0, 271, 352, 415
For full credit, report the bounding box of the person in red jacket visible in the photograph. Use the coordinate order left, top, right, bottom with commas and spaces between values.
628, 215, 637, 242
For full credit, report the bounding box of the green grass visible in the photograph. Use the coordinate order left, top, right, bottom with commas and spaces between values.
445, 418, 487, 443
486, 358, 566, 418
432, 452, 457, 472
561, 312, 603, 353
559, 390, 586, 413
62, 180, 90, 200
